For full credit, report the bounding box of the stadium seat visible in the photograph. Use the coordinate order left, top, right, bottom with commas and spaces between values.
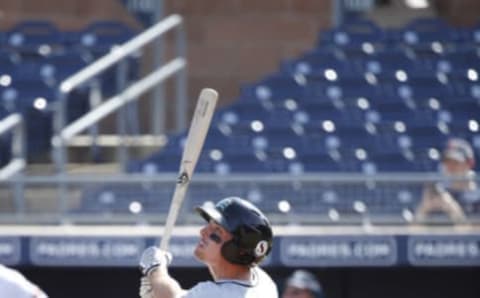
436, 46, 480, 77
318, 18, 386, 48
39, 51, 89, 83
399, 18, 456, 46
6, 20, 63, 58
281, 48, 358, 78
69, 21, 137, 56
240, 73, 306, 103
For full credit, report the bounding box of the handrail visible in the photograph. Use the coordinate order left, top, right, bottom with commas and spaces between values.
52, 14, 187, 174
56, 58, 185, 144
1, 172, 479, 225
4, 172, 470, 184
59, 14, 182, 93
0, 113, 21, 133
0, 113, 25, 180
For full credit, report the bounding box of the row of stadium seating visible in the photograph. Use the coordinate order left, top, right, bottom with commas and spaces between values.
1, 17, 478, 219
0, 20, 137, 54
71, 18, 480, 218
0, 20, 138, 159
129, 19, 480, 176
77, 179, 480, 221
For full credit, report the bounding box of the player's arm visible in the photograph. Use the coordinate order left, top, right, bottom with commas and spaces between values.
149, 266, 187, 298
139, 246, 187, 298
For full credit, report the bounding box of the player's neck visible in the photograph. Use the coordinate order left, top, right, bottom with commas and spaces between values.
209, 263, 251, 282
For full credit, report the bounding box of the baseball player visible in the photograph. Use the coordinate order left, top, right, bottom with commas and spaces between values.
0, 264, 48, 298
139, 197, 278, 298
282, 270, 323, 298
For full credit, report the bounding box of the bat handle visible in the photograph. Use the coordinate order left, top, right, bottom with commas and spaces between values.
159, 184, 188, 251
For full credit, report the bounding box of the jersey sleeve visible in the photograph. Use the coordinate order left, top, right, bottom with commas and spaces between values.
181, 281, 222, 298
0, 265, 48, 298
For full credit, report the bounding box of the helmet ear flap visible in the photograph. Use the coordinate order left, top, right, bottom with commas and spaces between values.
221, 240, 255, 265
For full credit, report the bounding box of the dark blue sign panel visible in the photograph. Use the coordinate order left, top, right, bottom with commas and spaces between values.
30, 237, 146, 267
0, 237, 21, 265
280, 235, 397, 267
408, 235, 480, 266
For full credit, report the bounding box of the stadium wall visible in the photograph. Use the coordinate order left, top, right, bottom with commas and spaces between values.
163, 0, 331, 105
0, 0, 140, 29
435, 0, 480, 26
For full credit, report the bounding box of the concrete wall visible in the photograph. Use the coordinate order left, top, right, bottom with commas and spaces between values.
434, 0, 480, 27
164, 0, 332, 108
0, 0, 139, 30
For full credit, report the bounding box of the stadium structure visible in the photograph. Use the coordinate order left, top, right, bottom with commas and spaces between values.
0, 0, 479, 297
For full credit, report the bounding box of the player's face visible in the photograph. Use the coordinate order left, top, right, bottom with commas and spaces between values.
282, 286, 315, 298
443, 158, 470, 175
194, 220, 232, 265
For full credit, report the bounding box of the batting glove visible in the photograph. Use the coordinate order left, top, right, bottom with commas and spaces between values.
139, 276, 153, 298
139, 246, 172, 276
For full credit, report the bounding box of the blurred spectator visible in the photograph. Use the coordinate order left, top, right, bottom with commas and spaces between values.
415, 138, 479, 223
0, 264, 48, 297
282, 269, 323, 298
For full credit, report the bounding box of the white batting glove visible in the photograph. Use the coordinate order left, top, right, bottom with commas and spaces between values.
139, 276, 153, 298
139, 246, 173, 276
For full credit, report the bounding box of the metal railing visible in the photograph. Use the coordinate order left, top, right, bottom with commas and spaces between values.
0, 113, 26, 213
1, 172, 479, 226
51, 14, 187, 173
0, 113, 25, 180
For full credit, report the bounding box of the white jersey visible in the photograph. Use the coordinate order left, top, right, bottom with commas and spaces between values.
183, 266, 278, 298
0, 265, 48, 298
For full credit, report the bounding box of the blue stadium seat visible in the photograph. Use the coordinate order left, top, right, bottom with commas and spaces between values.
369, 151, 418, 172
221, 150, 269, 173
0, 49, 19, 77
281, 48, 358, 78
70, 21, 136, 56
455, 20, 480, 45
296, 151, 345, 172
306, 79, 383, 105
240, 74, 306, 103
6, 20, 63, 58
78, 184, 174, 214
399, 18, 456, 45
388, 78, 455, 102
407, 124, 449, 149
318, 18, 386, 48
39, 51, 89, 83
357, 47, 420, 76
436, 46, 480, 77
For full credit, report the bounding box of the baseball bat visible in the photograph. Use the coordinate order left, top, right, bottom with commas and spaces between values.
159, 88, 218, 251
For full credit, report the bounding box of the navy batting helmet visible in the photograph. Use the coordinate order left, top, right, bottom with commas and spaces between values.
195, 197, 273, 266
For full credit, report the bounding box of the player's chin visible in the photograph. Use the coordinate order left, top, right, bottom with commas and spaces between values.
193, 245, 205, 261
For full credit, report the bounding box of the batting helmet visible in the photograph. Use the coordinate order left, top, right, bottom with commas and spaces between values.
195, 197, 273, 266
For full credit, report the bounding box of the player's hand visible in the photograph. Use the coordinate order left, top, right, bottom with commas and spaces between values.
139, 276, 153, 298
139, 246, 173, 276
